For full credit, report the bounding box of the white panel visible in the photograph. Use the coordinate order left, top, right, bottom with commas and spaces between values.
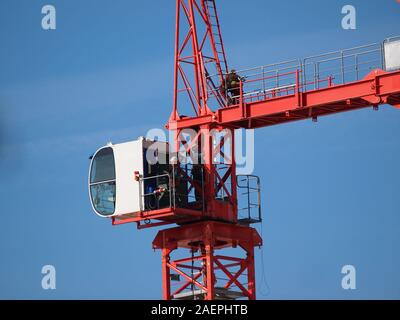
113, 138, 145, 215
385, 40, 400, 72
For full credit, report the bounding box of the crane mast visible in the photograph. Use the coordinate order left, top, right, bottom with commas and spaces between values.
158, 0, 261, 300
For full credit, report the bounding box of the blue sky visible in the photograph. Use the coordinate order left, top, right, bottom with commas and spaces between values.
0, 0, 399, 299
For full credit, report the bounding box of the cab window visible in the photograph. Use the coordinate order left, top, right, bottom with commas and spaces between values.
89, 147, 116, 216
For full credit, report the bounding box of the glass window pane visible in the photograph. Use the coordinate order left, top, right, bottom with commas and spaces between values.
91, 147, 115, 183
90, 182, 116, 216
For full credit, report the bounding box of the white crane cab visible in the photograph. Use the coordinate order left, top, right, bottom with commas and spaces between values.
88, 137, 170, 218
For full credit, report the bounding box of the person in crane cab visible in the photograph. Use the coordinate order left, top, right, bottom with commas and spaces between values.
222, 69, 243, 105
191, 164, 204, 203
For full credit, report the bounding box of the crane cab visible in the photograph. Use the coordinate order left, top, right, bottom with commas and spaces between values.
88, 137, 171, 219
88, 137, 263, 226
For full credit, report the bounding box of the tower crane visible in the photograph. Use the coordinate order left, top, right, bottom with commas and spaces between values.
88, 0, 400, 300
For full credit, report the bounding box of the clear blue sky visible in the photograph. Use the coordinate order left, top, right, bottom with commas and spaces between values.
0, 0, 399, 299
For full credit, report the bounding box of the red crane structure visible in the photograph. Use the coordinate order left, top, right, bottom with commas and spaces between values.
108, 0, 400, 300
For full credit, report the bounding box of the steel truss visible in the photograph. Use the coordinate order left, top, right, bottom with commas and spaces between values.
153, 221, 262, 300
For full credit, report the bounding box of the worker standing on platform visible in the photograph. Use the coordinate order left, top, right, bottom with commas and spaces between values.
223, 69, 243, 105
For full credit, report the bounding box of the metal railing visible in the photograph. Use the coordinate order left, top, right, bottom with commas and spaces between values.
140, 173, 173, 211
237, 175, 261, 225
138, 166, 263, 224
207, 36, 399, 107
302, 42, 383, 90
139, 164, 205, 213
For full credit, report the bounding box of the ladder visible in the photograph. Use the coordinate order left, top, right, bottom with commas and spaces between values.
204, 0, 229, 78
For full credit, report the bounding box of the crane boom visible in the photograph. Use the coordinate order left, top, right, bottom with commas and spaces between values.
171, 68, 400, 130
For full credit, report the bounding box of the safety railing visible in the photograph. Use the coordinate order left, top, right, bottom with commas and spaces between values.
139, 164, 205, 213
234, 69, 301, 103
141, 173, 172, 211
138, 166, 263, 224
237, 175, 261, 225
302, 42, 383, 91
207, 36, 399, 107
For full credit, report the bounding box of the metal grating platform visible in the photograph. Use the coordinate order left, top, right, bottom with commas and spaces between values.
173, 287, 246, 300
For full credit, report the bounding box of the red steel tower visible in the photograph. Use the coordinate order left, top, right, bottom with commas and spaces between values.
157, 0, 262, 299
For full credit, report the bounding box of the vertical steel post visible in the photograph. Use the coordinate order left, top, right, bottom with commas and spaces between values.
205, 226, 215, 300
162, 248, 171, 300
171, 0, 181, 122
240, 80, 244, 116
246, 244, 256, 300
341, 51, 345, 84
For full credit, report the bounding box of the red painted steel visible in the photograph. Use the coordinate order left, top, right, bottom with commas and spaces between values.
153, 221, 262, 300
111, 0, 400, 300
168, 0, 238, 225
170, 69, 400, 130
157, 0, 400, 299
